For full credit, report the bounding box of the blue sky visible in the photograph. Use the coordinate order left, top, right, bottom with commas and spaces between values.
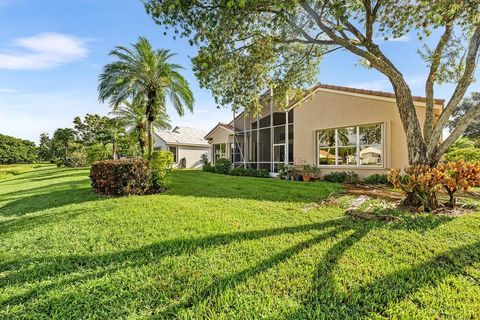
0, 0, 478, 143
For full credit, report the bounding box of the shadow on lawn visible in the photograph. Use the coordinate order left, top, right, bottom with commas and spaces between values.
1, 214, 467, 318
0, 179, 98, 217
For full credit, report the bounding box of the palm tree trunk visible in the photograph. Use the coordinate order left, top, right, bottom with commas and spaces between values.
147, 120, 153, 160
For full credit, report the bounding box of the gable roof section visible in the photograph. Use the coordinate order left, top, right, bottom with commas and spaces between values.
204, 123, 234, 139
156, 126, 209, 146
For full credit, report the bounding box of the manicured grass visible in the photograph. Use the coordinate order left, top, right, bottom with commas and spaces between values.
1, 166, 480, 319
0, 163, 50, 181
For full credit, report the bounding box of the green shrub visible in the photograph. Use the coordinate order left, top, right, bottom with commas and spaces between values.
230, 167, 269, 178
151, 151, 174, 190
323, 171, 359, 183
202, 162, 215, 172
90, 159, 151, 195
444, 148, 480, 163
214, 158, 231, 174
364, 173, 391, 185
450, 137, 476, 150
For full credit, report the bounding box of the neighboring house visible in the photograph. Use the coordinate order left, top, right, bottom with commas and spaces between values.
204, 83, 444, 178
154, 126, 210, 169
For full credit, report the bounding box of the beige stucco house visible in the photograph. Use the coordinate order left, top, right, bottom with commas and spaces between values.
154, 126, 210, 169
204, 83, 444, 178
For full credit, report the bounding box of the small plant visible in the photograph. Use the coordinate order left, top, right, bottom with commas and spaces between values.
323, 171, 359, 183
90, 159, 151, 195
214, 158, 231, 174
364, 173, 391, 185
388, 165, 441, 211
150, 151, 174, 191
277, 163, 287, 179
435, 160, 480, 207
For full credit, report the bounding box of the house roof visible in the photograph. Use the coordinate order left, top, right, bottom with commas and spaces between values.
308, 83, 445, 106
204, 122, 234, 139
156, 126, 209, 146
208, 82, 445, 136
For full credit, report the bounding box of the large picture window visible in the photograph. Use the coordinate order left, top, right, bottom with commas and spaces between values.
317, 123, 383, 167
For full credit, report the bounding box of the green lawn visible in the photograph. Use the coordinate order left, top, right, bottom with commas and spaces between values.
1, 166, 480, 319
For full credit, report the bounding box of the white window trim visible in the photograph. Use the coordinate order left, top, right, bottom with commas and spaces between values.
317, 122, 385, 169
168, 146, 178, 163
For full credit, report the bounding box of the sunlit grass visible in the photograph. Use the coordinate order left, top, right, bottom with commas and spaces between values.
1, 166, 479, 318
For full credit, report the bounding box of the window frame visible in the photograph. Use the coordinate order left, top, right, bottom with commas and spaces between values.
316, 123, 384, 168
213, 143, 227, 162
168, 145, 178, 163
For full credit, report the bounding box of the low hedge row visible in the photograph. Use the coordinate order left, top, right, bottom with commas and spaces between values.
230, 167, 269, 178
203, 158, 269, 178
90, 159, 151, 195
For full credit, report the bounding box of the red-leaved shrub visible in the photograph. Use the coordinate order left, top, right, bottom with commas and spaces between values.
90, 159, 151, 195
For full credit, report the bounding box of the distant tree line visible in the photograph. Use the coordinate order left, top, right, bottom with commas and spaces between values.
38, 112, 147, 167
0, 134, 38, 164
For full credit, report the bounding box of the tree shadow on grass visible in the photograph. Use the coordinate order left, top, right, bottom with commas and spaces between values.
0, 214, 456, 318
287, 237, 480, 319
0, 180, 98, 217
0, 167, 86, 184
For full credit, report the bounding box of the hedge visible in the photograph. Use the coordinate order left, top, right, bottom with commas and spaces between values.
90, 159, 151, 195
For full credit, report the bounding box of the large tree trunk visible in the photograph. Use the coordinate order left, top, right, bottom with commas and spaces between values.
390, 80, 439, 211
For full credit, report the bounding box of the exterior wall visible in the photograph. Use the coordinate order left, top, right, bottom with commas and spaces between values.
175, 145, 210, 169
207, 126, 233, 161
153, 135, 168, 150
293, 89, 436, 178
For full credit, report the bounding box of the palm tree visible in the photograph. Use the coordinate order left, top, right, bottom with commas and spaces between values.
110, 98, 171, 155
98, 37, 194, 159
53, 128, 75, 161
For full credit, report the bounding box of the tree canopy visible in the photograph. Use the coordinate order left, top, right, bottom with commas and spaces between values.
98, 37, 194, 158
145, 0, 480, 165
0, 134, 38, 164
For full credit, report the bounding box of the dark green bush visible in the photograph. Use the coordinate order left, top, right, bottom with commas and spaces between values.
202, 162, 215, 172
323, 171, 359, 183
90, 159, 151, 195
214, 158, 231, 174
151, 151, 174, 190
364, 173, 391, 185
230, 167, 269, 178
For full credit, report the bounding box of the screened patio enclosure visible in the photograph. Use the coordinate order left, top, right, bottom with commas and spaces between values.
231, 109, 294, 173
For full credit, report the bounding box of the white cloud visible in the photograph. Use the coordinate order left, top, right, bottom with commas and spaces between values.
0, 88, 15, 93
0, 33, 88, 70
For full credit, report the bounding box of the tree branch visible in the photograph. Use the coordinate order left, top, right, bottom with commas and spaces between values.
428, 25, 480, 152
434, 102, 480, 159
423, 24, 453, 142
